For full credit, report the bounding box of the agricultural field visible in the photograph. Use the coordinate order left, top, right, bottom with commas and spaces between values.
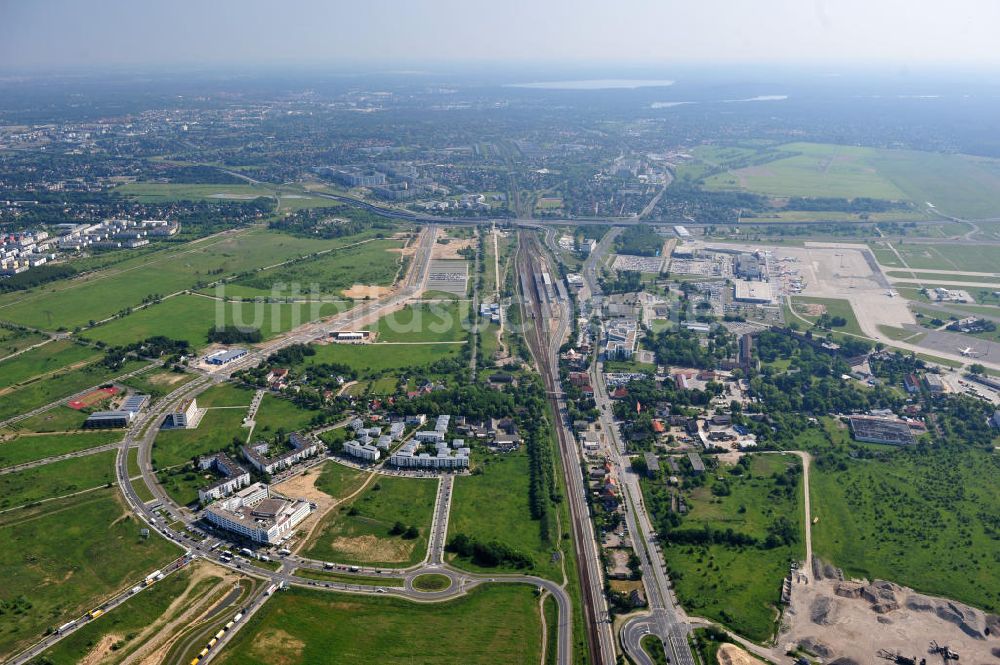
810, 445, 1000, 613
0, 229, 366, 331
304, 341, 462, 376
0, 359, 150, 423
702, 142, 1000, 219
224, 236, 405, 298
447, 451, 563, 582
0, 430, 119, 468
301, 475, 437, 567
643, 454, 805, 641
83, 294, 347, 349
214, 584, 542, 665
0, 450, 117, 510
369, 301, 471, 343
0, 489, 180, 659
0, 339, 99, 391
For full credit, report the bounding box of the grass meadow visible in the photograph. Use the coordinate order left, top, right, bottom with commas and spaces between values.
214, 584, 542, 665
301, 475, 437, 567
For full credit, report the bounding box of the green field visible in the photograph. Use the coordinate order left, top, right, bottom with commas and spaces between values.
195, 383, 255, 408
312, 461, 370, 501
888, 244, 1000, 273
13, 406, 88, 432
369, 301, 471, 343
153, 406, 247, 470
644, 454, 804, 641
113, 181, 278, 202
412, 573, 452, 591
703, 142, 1000, 219
885, 270, 1000, 284
84, 294, 348, 349
0, 490, 180, 658
0, 359, 150, 423
302, 475, 437, 567
226, 236, 404, 297
304, 341, 462, 377
0, 339, 99, 390
0, 229, 365, 331
448, 452, 562, 582
29, 563, 224, 665
0, 431, 119, 468
251, 394, 320, 436
0, 450, 117, 510
120, 368, 196, 398
0, 327, 48, 358
811, 446, 1000, 613
214, 584, 542, 665
788, 296, 865, 337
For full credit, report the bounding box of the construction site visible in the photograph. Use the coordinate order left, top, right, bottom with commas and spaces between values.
779, 560, 1000, 665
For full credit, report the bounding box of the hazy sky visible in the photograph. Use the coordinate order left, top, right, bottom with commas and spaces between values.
2, 0, 999, 71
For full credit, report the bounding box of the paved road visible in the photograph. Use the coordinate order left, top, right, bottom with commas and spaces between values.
574, 228, 697, 665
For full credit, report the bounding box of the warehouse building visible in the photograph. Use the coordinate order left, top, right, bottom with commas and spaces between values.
203, 483, 311, 544
83, 410, 135, 429
204, 348, 248, 366
848, 416, 917, 446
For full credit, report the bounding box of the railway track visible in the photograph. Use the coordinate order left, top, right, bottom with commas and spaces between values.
516, 230, 615, 665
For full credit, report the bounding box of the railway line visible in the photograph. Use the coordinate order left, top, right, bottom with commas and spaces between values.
516, 230, 616, 665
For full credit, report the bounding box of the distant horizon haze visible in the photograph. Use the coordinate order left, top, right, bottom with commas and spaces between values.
2, 0, 1000, 72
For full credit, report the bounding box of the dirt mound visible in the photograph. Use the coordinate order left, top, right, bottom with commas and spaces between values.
716, 642, 761, 665
905, 594, 988, 640
810, 596, 837, 625
800, 637, 833, 658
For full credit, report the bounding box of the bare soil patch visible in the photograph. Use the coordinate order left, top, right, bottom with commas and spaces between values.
432, 237, 476, 260
717, 643, 763, 665
80, 633, 124, 665
328, 534, 414, 563
798, 303, 827, 317
780, 572, 999, 665
249, 628, 305, 665
342, 284, 392, 299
